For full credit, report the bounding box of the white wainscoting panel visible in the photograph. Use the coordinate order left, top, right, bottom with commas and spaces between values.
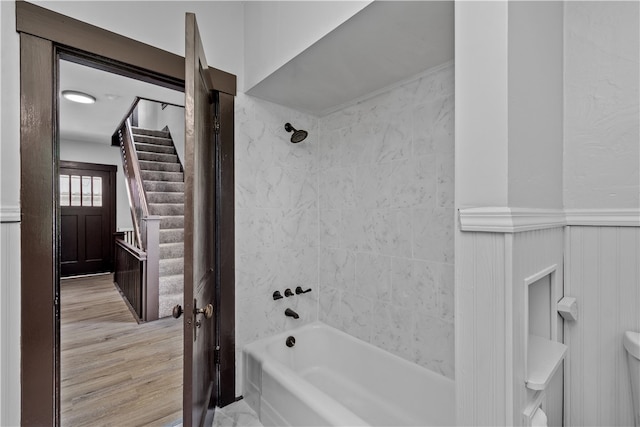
0, 222, 21, 426
564, 226, 640, 427
456, 230, 507, 425
511, 228, 564, 427
456, 226, 564, 426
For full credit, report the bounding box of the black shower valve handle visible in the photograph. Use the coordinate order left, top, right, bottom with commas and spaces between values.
272, 291, 283, 300
295, 286, 312, 295
284, 288, 295, 297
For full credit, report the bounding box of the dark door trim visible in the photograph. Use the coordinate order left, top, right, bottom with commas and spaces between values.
59, 161, 117, 276
59, 160, 118, 173
17, 2, 236, 425
15, 1, 236, 96
20, 32, 58, 426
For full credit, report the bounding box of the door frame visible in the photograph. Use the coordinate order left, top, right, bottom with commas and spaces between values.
17, 2, 236, 425
59, 161, 117, 275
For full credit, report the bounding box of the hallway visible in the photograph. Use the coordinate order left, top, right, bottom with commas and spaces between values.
61, 274, 182, 426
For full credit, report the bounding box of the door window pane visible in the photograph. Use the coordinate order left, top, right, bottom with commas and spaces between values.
60, 175, 70, 206
82, 176, 92, 206
70, 175, 81, 206
93, 177, 102, 207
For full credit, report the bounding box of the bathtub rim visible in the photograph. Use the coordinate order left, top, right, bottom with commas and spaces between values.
242, 320, 455, 426
243, 320, 455, 387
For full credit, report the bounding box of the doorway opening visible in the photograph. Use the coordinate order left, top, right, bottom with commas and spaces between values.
58, 57, 186, 425
18, 4, 236, 425
59, 161, 116, 277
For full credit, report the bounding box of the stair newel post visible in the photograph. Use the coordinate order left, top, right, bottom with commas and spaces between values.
142, 215, 161, 321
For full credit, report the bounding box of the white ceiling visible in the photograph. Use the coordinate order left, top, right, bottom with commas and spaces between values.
59, 60, 184, 144
246, 1, 454, 116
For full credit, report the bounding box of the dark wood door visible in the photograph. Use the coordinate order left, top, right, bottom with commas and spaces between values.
59, 161, 116, 277
183, 13, 218, 427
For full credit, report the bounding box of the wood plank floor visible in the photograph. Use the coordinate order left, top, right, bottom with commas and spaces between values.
61, 274, 182, 426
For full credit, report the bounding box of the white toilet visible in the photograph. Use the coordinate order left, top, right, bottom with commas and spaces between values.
624, 331, 640, 427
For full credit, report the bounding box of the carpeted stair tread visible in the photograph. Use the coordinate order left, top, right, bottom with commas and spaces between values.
160, 228, 184, 244
160, 216, 184, 229
160, 257, 184, 276
160, 242, 184, 259
133, 135, 174, 146
137, 151, 179, 163
141, 170, 184, 182
135, 142, 176, 155
144, 181, 184, 193
150, 203, 184, 216
131, 127, 170, 138
147, 192, 184, 204
139, 160, 182, 173
159, 274, 184, 296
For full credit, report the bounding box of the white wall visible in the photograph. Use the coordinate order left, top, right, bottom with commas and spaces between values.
1, 1, 20, 212
508, 1, 564, 209
137, 100, 159, 130
316, 62, 455, 378
455, 1, 509, 208
157, 105, 185, 167
59, 139, 133, 231
243, 0, 371, 91
564, 1, 640, 210
456, 1, 564, 210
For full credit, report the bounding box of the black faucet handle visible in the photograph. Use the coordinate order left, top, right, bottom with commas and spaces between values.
284, 288, 294, 297
295, 286, 312, 295
272, 291, 283, 300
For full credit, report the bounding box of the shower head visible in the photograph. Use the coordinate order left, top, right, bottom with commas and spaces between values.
284, 123, 308, 143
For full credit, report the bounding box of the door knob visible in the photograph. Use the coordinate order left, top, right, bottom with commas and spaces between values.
195, 303, 214, 319
172, 304, 183, 319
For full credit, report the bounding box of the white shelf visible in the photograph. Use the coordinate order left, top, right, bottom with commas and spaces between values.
526, 335, 567, 391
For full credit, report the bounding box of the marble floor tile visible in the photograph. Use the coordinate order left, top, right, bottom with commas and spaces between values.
213, 399, 263, 427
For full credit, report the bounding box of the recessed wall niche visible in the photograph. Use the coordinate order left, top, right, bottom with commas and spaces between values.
528, 273, 552, 340
524, 265, 567, 392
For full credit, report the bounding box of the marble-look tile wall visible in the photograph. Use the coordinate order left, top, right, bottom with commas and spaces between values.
317, 61, 455, 378
234, 93, 319, 390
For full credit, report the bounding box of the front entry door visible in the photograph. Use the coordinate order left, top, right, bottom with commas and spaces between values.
59, 161, 116, 277
183, 13, 218, 427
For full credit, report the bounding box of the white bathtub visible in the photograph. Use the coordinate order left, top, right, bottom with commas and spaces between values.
243, 322, 455, 426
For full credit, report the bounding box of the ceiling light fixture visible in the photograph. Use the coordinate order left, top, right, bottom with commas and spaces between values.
61, 90, 96, 104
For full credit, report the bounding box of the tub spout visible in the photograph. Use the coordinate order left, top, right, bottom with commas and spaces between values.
285, 308, 299, 319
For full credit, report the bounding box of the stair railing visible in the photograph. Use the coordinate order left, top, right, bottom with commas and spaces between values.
114, 97, 143, 248
113, 97, 160, 321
